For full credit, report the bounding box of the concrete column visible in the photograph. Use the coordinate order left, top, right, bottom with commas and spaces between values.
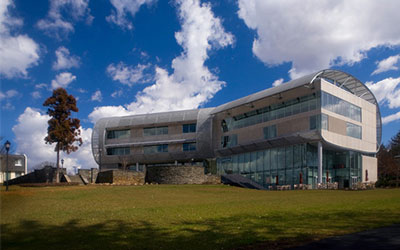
136, 162, 139, 171
318, 141, 323, 184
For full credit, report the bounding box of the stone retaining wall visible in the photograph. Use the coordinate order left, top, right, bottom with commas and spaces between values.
97, 170, 145, 185
145, 165, 220, 184
78, 168, 99, 183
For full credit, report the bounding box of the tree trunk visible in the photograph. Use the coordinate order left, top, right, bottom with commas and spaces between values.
396, 165, 399, 188
56, 142, 60, 183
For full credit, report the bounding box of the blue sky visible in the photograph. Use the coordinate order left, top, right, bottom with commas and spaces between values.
1, 0, 400, 172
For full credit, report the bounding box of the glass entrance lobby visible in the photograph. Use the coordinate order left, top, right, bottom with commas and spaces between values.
216, 143, 362, 189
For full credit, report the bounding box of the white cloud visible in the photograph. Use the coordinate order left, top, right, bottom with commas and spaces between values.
106, 0, 155, 30
36, 0, 92, 38
31, 91, 41, 99
106, 62, 152, 86
366, 77, 400, 109
111, 89, 123, 98
53, 46, 80, 70
382, 111, 400, 125
0, 0, 40, 78
90, 0, 233, 123
35, 83, 48, 89
237, 0, 400, 79
372, 54, 400, 75
51, 72, 77, 89
272, 78, 284, 87
0, 89, 19, 101
12, 107, 97, 173
91, 90, 102, 102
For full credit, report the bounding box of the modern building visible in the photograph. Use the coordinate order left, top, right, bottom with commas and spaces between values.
92, 69, 381, 189
0, 154, 27, 183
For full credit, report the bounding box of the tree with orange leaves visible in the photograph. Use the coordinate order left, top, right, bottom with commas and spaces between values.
43, 88, 82, 183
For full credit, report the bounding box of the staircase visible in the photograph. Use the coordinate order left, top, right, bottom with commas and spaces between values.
221, 174, 266, 190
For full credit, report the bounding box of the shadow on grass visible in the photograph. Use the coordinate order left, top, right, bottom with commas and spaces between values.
1, 210, 398, 250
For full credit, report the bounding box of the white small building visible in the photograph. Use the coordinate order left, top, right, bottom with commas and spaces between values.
0, 154, 27, 183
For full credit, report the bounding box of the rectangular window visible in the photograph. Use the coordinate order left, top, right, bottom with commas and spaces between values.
107, 147, 130, 155
309, 115, 321, 130
346, 122, 362, 139
321, 114, 328, 130
15, 159, 22, 166
183, 142, 196, 152
221, 134, 238, 148
143, 126, 168, 136
143, 144, 168, 154
263, 125, 277, 139
183, 123, 196, 133
107, 129, 130, 139
321, 91, 361, 122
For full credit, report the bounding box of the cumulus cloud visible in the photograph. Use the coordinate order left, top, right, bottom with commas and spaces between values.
237, 0, 400, 79
53, 46, 80, 70
111, 89, 123, 98
366, 77, 400, 109
106, 62, 152, 86
12, 107, 97, 173
91, 90, 102, 102
372, 54, 400, 75
382, 111, 400, 125
272, 78, 284, 87
51, 72, 77, 89
106, 0, 155, 30
0, 0, 40, 78
36, 0, 92, 38
90, 0, 233, 123
31, 91, 41, 99
35, 83, 48, 89
0, 89, 20, 110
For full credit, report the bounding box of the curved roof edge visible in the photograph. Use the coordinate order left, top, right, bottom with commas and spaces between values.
211, 69, 382, 149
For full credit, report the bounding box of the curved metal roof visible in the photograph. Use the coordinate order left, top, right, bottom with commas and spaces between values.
211, 69, 382, 148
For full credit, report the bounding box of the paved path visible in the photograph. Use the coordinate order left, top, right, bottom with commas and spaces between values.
290, 224, 400, 250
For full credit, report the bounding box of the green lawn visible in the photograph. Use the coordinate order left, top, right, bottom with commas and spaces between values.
1, 185, 400, 250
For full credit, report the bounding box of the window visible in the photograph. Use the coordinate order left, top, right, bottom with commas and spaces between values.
143, 144, 168, 154
263, 125, 277, 139
107, 147, 130, 155
223, 93, 320, 132
309, 115, 321, 130
107, 129, 130, 139
15, 159, 22, 166
221, 134, 237, 148
183, 142, 196, 152
143, 126, 168, 136
321, 91, 361, 122
346, 122, 362, 139
321, 114, 328, 130
183, 123, 196, 133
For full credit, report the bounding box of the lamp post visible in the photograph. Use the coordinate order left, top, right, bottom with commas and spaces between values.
4, 140, 11, 191
61, 158, 64, 169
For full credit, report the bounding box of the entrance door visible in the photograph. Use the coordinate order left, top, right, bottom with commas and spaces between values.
351, 176, 358, 188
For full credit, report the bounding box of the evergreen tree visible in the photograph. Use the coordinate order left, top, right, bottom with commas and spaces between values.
43, 88, 82, 183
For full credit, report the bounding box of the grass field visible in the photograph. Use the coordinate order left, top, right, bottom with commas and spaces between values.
1, 185, 400, 250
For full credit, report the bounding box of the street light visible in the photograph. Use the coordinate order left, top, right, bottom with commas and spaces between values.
4, 140, 11, 191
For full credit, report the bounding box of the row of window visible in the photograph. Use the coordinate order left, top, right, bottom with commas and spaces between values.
107, 123, 197, 139
321, 91, 361, 122
346, 122, 362, 139
309, 114, 328, 131
221, 93, 319, 132
106, 143, 197, 155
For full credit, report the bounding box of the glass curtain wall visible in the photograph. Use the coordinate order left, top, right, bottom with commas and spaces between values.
217, 143, 362, 189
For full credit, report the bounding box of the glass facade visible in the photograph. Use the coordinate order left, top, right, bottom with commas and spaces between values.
321, 91, 361, 122
183, 123, 196, 133
107, 147, 130, 155
183, 142, 196, 152
346, 122, 362, 139
217, 143, 362, 189
221, 134, 238, 148
107, 129, 130, 139
143, 144, 168, 154
143, 126, 168, 136
263, 125, 277, 139
221, 93, 320, 131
